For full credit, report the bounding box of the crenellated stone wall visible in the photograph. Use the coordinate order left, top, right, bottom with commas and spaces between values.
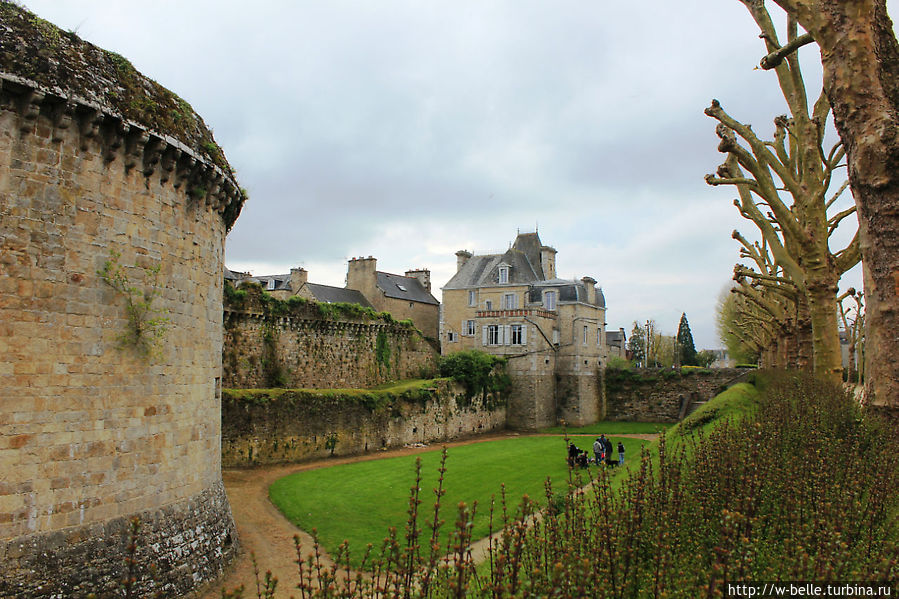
223, 286, 439, 389
221, 380, 507, 467
0, 4, 244, 595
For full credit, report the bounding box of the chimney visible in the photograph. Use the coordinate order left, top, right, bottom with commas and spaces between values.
405, 268, 431, 292
347, 256, 377, 293
581, 276, 596, 304
455, 250, 472, 272
540, 246, 557, 279
290, 267, 308, 293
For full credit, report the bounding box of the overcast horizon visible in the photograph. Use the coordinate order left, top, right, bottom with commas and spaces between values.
21, 0, 874, 349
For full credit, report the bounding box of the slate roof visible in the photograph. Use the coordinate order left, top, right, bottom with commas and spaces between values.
444, 248, 540, 289
249, 274, 291, 291
224, 267, 247, 281
377, 272, 439, 305
607, 330, 627, 347
305, 283, 373, 308
528, 279, 606, 308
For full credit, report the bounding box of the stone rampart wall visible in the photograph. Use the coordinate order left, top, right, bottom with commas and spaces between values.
605, 368, 751, 422
223, 289, 438, 389
222, 380, 506, 466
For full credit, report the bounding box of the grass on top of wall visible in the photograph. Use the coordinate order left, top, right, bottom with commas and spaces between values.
269, 434, 652, 569
223, 378, 447, 409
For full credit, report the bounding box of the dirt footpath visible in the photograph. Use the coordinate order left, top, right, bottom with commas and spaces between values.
198, 432, 657, 598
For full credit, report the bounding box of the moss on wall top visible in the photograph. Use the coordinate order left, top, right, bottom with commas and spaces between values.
0, 2, 238, 181
225, 282, 421, 332
223, 378, 446, 411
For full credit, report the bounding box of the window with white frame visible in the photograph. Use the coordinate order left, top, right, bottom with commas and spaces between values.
465, 320, 476, 336
583, 325, 588, 345
510, 324, 525, 345
486, 324, 501, 345
544, 290, 557, 310
468, 290, 476, 306
503, 293, 517, 310
267, 279, 277, 290
447, 331, 458, 342
498, 266, 509, 284
597, 327, 603, 345
485, 300, 493, 310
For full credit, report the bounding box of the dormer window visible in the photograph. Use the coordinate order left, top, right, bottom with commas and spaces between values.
267, 279, 276, 290
498, 266, 509, 284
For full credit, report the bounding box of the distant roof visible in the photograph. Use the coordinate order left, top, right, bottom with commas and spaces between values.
224, 267, 248, 281
377, 272, 439, 305
249, 274, 291, 291
607, 330, 627, 346
305, 283, 373, 308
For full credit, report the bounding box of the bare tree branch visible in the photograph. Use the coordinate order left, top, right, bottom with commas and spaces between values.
759, 32, 815, 69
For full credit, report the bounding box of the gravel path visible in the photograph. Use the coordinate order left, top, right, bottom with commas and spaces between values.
198, 432, 658, 598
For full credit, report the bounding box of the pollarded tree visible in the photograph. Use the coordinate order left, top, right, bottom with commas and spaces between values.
676, 313, 698, 366
838, 288, 865, 385
760, 0, 899, 408
705, 2, 860, 384
731, 234, 812, 368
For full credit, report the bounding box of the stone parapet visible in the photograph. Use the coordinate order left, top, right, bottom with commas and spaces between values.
0, 72, 245, 228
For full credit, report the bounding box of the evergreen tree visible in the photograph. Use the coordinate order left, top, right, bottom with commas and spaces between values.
627, 321, 646, 366
676, 313, 698, 366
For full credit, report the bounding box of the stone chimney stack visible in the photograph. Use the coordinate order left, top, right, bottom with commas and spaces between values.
346, 256, 378, 296
581, 276, 597, 304
290, 267, 308, 293
405, 268, 431, 292
540, 246, 557, 279
455, 250, 472, 272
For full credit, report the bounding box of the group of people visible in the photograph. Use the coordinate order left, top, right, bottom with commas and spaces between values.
567, 434, 625, 468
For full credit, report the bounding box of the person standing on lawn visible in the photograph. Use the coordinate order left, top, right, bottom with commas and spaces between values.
593, 437, 604, 465
603, 436, 613, 464
617, 441, 625, 465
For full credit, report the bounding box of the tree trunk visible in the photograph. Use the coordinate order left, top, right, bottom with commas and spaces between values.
805, 280, 843, 383
773, 0, 899, 408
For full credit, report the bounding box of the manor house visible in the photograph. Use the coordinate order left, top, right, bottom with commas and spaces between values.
441, 232, 609, 428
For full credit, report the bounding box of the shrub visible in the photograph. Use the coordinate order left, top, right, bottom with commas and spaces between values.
437, 349, 509, 402
606, 356, 633, 370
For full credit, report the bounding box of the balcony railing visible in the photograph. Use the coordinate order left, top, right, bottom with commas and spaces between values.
476, 309, 556, 319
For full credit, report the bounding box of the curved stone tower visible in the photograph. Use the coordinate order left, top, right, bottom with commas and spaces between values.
0, 5, 245, 596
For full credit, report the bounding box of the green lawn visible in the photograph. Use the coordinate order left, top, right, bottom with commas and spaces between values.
269, 434, 651, 567
540, 420, 673, 435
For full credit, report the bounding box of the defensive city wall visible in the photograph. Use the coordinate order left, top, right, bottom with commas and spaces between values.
222, 380, 507, 467
604, 368, 751, 422
0, 4, 244, 596
222, 283, 438, 389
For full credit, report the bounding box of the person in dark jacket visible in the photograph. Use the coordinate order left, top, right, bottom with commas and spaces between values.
617, 440, 625, 465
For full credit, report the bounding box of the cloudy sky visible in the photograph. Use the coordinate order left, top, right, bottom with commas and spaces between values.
22, 0, 871, 349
